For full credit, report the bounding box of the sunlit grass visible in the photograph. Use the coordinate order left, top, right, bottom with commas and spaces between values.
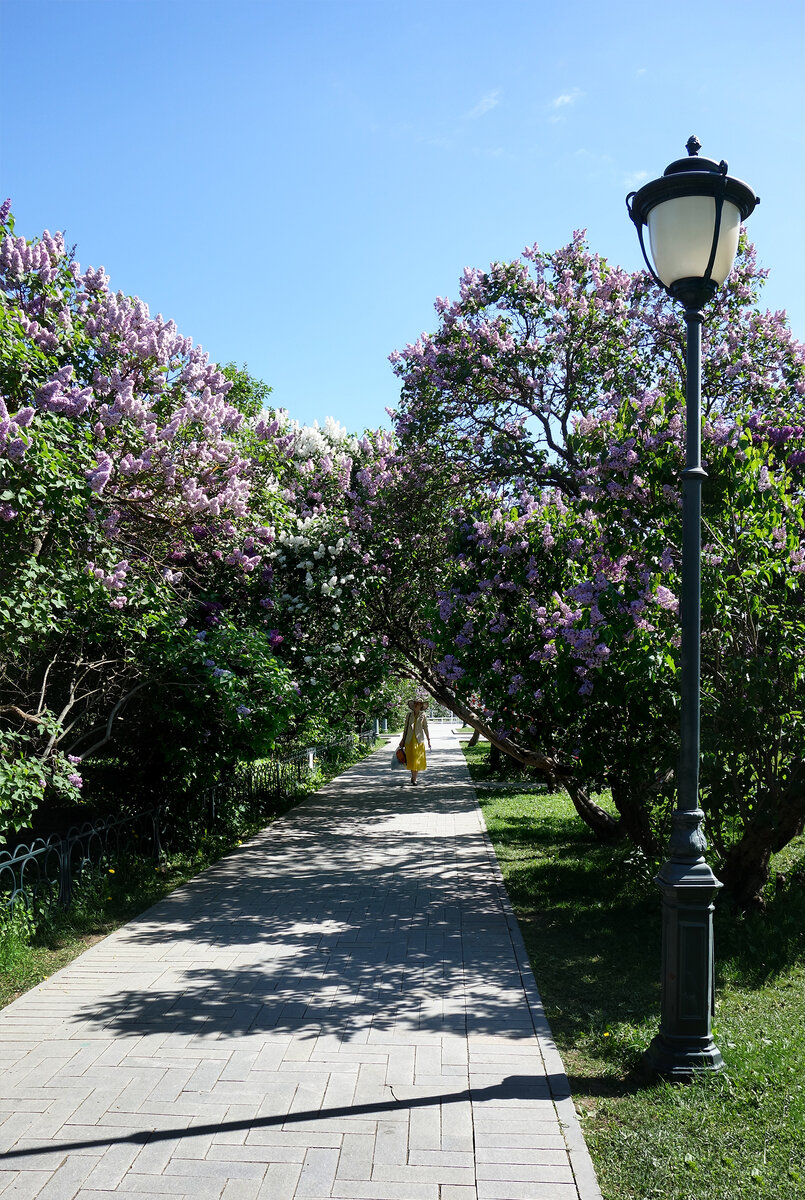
465, 741, 805, 1200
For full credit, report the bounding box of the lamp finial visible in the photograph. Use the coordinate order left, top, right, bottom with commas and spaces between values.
686, 135, 701, 157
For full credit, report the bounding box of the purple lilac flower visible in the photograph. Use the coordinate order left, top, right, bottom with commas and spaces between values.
655, 586, 678, 612
436, 655, 465, 683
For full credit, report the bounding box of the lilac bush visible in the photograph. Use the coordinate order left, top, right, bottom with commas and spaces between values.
378, 234, 805, 904
0, 199, 399, 837
0, 206, 301, 829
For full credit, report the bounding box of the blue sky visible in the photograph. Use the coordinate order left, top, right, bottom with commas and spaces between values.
3, 0, 803, 433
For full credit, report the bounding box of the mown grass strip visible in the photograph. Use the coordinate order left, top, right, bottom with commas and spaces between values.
465, 741, 805, 1200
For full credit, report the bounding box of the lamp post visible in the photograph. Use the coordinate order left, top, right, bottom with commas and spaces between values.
627, 138, 758, 1077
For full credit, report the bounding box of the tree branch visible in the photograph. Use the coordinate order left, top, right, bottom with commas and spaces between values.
68, 680, 151, 760
0, 704, 46, 726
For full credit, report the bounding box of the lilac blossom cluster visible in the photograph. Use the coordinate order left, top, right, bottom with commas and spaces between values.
0, 396, 35, 465
0, 206, 302, 615
389, 236, 634, 461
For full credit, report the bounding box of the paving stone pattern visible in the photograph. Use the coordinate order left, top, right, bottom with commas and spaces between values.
0, 729, 602, 1200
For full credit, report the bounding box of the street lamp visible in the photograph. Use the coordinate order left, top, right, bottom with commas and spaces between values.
626, 138, 759, 1077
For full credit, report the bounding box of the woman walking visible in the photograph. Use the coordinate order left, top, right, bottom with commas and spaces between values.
399, 698, 432, 785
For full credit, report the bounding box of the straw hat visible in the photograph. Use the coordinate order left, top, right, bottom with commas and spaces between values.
408, 697, 429, 710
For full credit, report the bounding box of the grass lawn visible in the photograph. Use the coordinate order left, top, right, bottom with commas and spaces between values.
464, 741, 805, 1200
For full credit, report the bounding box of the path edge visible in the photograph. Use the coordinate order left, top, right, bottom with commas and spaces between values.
470, 784, 605, 1200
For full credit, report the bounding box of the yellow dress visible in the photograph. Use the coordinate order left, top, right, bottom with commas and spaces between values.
404, 736, 428, 772
404, 712, 428, 772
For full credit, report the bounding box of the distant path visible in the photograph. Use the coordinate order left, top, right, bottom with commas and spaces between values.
0, 727, 602, 1200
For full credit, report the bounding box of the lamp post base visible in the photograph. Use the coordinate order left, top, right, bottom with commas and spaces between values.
645, 835, 724, 1078
645, 1031, 724, 1079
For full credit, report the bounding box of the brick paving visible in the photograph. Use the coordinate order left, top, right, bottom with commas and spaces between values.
0, 728, 602, 1200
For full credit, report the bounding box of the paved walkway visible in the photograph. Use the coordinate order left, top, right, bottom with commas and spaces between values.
0, 729, 602, 1200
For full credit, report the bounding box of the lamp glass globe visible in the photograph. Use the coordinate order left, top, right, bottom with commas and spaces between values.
647, 195, 742, 288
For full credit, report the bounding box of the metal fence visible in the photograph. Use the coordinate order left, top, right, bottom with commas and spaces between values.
206, 754, 306, 826
1, 731, 377, 919
206, 732, 376, 823
0, 806, 161, 918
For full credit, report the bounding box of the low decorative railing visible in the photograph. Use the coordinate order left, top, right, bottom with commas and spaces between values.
206, 734, 374, 825
1, 731, 377, 918
205, 754, 307, 826
0, 806, 161, 917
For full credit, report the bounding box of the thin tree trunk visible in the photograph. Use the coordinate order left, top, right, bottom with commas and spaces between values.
720, 765, 805, 907
412, 672, 621, 841
412, 673, 559, 773
610, 778, 663, 858
719, 831, 773, 909
564, 780, 621, 842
